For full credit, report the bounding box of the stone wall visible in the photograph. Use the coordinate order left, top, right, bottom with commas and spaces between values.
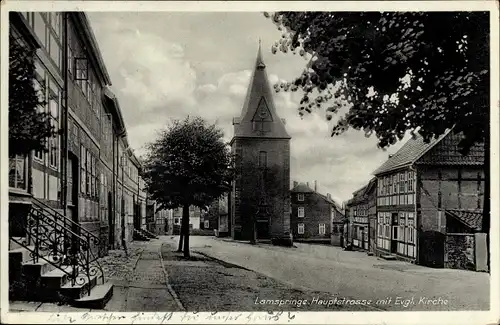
445, 233, 475, 270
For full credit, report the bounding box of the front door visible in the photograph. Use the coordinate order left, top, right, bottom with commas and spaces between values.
256, 220, 269, 239
391, 213, 399, 254
133, 201, 141, 230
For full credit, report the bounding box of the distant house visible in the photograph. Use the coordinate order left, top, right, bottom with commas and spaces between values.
145, 200, 173, 235
200, 192, 231, 237
346, 178, 377, 252
172, 206, 202, 234
290, 182, 344, 244
373, 130, 487, 271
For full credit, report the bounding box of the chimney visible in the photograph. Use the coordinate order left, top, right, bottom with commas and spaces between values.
327, 193, 331, 200
388, 154, 394, 158
314, 180, 317, 192
293, 181, 298, 188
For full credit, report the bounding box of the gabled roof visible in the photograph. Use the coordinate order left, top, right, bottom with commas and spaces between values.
417, 132, 484, 166
318, 193, 343, 213
290, 182, 314, 193
445, 209, 483, 231
232, 42, 290, 140
291, 183, 343, 212
373, 130, 451, 175
347, 177, 377, 206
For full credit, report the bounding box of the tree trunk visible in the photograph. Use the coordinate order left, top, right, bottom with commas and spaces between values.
177, 232, 184, 252
182, 205, 190, 258
177, 216, 184, 252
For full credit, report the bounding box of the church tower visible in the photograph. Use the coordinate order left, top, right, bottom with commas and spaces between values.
230, 41, 292, 243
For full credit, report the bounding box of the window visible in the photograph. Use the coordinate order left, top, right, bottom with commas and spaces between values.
68, 46, 74, 76
9, 155, 27, 190
86, 149, 91, 195
80, 145, 86, 193
33, 64, 46, 161
33, 13, 46, 45
298, 207, 304, 218
319, 223, 326, 235
204, 220, 209, 228
48, 85, 59, 169
90, 155, 95, 197
48, 33, 61, 68
259, 151, 267, 168
377, 215, 383, 237
297, 193, 304, 201
298, 223, 305, 234
49, 12, 61, 37
75, 57, 89, 81
174, 218, 180, 225
407, 219, 415, 243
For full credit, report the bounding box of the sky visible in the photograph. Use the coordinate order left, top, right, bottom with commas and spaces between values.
88, 12, 410, 204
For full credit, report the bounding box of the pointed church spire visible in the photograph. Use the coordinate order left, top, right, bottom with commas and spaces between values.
256, 38, 266, 70
231, 40, 290, 140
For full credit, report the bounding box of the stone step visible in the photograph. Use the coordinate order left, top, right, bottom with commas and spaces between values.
10, 237, 28, 250
60, 273, 102, 300
9, 245, 37, 264
40, 265, 74, 289
381, 254, 397, 261
22, 254, 65, 276
71, 282, 114, 309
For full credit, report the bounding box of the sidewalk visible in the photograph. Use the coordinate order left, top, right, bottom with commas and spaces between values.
103, 239, 182, 311
161, 239, 377, 311
9, 239, 182, 312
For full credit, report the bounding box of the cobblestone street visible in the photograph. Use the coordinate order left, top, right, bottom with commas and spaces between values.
161, 238, 375, 311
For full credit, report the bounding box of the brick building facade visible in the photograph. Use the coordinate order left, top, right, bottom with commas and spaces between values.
290, 182, 344, 244
229, 43, 291, 243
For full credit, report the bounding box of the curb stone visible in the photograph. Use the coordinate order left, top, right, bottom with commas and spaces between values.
159, 242, 186, 311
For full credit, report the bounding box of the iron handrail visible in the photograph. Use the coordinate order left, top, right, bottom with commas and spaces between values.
16, 205, 106, 294
32, 197, 101, 244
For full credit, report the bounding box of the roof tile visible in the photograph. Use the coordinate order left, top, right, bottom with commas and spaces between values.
446, 209, 483, 231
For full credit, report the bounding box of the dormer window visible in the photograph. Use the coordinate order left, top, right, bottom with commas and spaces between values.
297, 193, 304, 201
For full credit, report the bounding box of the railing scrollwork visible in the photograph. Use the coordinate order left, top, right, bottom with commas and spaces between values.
10, 200, 105, 296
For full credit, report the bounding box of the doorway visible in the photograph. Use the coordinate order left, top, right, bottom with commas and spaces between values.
391, 212, 399, 254
133, 197, 141, 230
256, 217, 270, 239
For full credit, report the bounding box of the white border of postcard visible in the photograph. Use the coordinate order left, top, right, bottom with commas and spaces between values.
1, 1, 499, 325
